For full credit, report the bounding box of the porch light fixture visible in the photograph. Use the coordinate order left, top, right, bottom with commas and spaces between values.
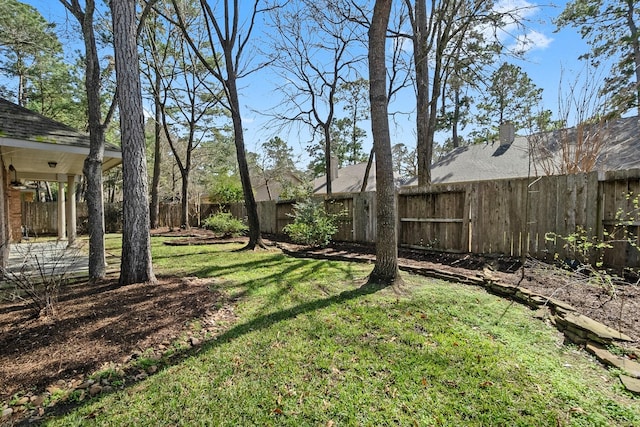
48, 161, 57, 168
8, 164, 26, 189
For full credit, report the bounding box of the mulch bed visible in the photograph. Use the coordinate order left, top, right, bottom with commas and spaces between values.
0, 276, 232, 402
1, 228, 638, 424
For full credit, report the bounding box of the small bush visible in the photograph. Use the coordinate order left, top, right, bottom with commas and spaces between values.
283, 199, 340, 247
202, 212, 248, 237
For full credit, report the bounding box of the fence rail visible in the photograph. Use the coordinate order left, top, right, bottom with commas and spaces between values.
21, 169, 640, 268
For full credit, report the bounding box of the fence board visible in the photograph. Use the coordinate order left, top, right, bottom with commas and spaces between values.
257, 201, 277, 234
275, 201, 295, 234
353, 192, 375, 242
323, 196, 353, 241
528, 177, 545, 258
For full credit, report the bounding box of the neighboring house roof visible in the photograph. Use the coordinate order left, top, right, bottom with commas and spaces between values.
312, 162, 403, 194
0, 98, 121, 181
593, 116, 640, 171
405, 115, 640, 185
252, 170, 305, 202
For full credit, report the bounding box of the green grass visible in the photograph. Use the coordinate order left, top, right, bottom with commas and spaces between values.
46, 237, 639, 426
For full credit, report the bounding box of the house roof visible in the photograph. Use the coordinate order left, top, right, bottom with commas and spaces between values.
312, 162, 404, 194
0, 98, 121, 181
406, 115, 640, 185
251, 170, 305, 201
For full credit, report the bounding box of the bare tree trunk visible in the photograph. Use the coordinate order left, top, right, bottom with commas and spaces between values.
180, 168, 190, 229
414, 0, 430, 186
170, 0, 264, 249
75, 0, 107, 280
18, 72, 25, 107
0, 160, 10, 268
626, 0, 640, 115
112, 0, 156, 285
227, 73, 264, 249
44, 181, 53, 202
324, 124, 333, 195
60, 0, 111, 280
150, 70, 162, 229
360, 148, 374, 192
367, 0, 401, 287
452, 88, 460, 148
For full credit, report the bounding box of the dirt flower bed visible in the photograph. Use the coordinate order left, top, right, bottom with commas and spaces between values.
0, 274, 235, 421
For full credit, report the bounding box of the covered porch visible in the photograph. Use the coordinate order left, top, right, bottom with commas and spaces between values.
0, 99, 121, 265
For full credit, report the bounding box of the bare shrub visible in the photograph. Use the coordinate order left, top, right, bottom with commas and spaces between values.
0, 241, 85, 317
528, 64, 614, 176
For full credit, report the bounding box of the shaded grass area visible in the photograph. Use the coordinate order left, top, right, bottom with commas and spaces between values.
46, 238, 639, 426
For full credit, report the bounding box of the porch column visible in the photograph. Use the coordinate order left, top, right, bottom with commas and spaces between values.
57, 177, 66, 240
66, 175, 77, 246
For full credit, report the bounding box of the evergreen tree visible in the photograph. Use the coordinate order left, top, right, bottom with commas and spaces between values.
0, 0, 61, 106
557, 0, 640, 115
475, 62, 545, 141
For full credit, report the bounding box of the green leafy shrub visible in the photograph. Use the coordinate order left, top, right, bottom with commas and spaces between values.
208, 177, 244, 204
283, 199, 340, 247
279, 182, 312, 201
203, 212, 248, 237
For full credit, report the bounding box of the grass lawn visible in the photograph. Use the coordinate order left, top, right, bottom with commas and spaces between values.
47, 236, 639, 426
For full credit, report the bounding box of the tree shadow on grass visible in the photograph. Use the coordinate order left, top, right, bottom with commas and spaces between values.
36, 280, 388, 425
203, 280, 387, 349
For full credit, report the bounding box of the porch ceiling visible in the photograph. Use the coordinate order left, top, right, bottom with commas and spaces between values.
0, 137, 121, 182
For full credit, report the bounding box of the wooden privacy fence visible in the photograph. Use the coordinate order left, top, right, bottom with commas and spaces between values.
230, 192, 377, 242
157, 202, 247, 230
397, 174, 601, 259
20, 169, 640, 268
396, 170, 640, 269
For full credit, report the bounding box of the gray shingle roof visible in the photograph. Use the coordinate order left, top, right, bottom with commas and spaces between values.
313, 162, 377, 194
405, 115, 640, 185
0, 98, 120, 151
312, 162, 405, 194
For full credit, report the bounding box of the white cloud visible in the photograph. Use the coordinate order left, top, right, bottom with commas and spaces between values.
478, 0, 555, 55
512, 30, 553, 54
493, 0, 538, 18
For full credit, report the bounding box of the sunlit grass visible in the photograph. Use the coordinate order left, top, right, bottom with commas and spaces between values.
45, 236, 639, 426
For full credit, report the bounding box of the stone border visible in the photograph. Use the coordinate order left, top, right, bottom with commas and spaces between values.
482, 276, 639, 394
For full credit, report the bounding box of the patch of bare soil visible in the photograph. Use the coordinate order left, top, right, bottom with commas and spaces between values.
151, 227, 247, 246
504, 260, 640, 344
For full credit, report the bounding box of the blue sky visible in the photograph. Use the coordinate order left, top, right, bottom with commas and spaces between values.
17, 0, 605, 167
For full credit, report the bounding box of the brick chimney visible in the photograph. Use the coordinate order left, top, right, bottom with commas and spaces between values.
330, 155, 339, 181
499, 121, 515, 146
